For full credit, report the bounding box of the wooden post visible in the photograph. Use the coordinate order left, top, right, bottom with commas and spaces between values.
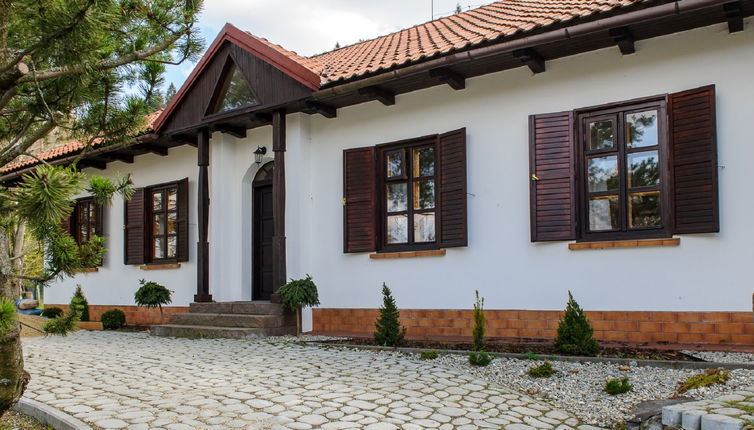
271, 110, 287, 302
195, 128, 212, 302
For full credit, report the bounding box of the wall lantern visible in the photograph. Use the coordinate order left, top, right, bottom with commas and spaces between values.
254, 146, 267, 164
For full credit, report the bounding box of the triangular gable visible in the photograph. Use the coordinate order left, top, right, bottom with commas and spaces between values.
206, 57, 259, 115
154, 23, 320, 133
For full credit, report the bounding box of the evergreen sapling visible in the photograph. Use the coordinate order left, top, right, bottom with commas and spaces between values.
554, 291, 599, 356
373, 284, 406, 347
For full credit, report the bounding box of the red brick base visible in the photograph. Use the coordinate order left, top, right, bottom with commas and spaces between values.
49, 304, 189, 326
312, 309, 754, 346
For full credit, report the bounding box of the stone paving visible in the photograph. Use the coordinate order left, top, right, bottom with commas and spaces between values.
662, 389, 754, 430
21, 331, 598, 430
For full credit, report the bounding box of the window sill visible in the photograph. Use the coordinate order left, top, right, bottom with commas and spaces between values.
139, 263, 181, 270
74, 267, 99, 273
568, 238, 680, 250
370, 249, 446, 259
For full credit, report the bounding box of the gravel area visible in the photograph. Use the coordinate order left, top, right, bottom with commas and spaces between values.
431, 353, 754, 427
682, 350, 754, 364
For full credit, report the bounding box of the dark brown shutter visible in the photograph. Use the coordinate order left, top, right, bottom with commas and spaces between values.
61, 206, 74, 237
529, 111, 576, 241
343, 146, 377, 253
176, 177, 190, 262
669, 85, 719, 234
437, 128, 468, 248
124, 188, 146, 265
94, 202, 104, 237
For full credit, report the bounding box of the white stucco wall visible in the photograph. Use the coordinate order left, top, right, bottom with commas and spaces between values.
46, 19, 754, 326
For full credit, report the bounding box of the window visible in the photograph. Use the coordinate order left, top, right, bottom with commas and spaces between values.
382, 140, 438, 250
207, 61, 259, 115
579, 102, 668, 240
74, 197, 100, 245
149, 184, 179, 261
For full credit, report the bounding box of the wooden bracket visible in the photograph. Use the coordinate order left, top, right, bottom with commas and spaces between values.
609, 27, 636, 55
428, 67, 466, 90
358, 86, 396, 106
303, 101, 337, 118
513, 48, 546, 74
724, 2, 744, 33
140, 144, 168, 156
213, 123, 247, 138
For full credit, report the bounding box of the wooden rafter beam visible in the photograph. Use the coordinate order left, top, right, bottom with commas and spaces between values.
513, 48, 546, 74
609, 27, 636, 55
303, 101, 337, 119
358, 86, 396, 106
140, 144, 168, 156
253, 113, 273, 123
101, 152, 134, 164
724, 2, 744, 33
171, 133, 197, 147
428, 67, 465, 90
214, 123, 247, 138
80, 158, 107, 170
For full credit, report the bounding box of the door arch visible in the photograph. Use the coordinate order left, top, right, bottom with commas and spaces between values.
252, 162, 274, 301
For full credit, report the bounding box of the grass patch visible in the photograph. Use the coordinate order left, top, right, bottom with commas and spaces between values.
676, 369, 729, 394
527, 361, 555, 378
724, 400, 754, 414
419, 350, 439, 360
605, 377, 633, 395
468, 351, 493, 366
522, 351, 540, 360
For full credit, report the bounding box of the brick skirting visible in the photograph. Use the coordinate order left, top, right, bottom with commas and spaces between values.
49, 305, 189, 326
312, 309, 754, 346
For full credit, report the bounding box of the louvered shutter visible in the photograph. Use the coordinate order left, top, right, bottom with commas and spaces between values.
176, 177, 190, 262
94, 202, 104, 237
529, 111, 576, 241
437, 128, 468, 248
61, 207, 74, 237
343, 147, 377, 253
669, 85, 719, 234
124, 188, 146, 265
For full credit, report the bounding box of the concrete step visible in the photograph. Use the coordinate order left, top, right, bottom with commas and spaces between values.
152, 324, 296, 339
189, 301, 287, 315
170, 312, 295, 328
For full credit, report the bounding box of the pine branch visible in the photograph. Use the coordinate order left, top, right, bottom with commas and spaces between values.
0, 116, 57, 167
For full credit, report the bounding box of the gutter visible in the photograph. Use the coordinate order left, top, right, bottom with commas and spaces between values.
312, 0, 730, 99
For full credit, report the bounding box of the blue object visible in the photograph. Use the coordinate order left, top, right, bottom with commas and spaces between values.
14, 299, 44, 316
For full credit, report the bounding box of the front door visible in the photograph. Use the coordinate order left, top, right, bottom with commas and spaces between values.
253, 183, 274, 300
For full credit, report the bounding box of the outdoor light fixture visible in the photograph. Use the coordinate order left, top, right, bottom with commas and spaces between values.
254, 146, 267, 164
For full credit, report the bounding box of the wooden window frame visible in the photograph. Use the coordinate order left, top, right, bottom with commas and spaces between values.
146, 181, 181, 264
73, 197, 98, 245
378, 136, 440, 252
576, 97, 671, 242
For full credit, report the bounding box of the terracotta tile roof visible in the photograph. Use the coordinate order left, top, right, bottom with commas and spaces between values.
250, 0, 648, 84
3, 110, 162, 173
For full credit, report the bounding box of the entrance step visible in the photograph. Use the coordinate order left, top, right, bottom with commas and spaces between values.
188, 301, 286, 315
170, 312, 294, 328
152, 324, 296, 339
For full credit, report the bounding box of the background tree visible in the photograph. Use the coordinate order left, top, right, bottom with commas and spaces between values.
0, 0, 204, 417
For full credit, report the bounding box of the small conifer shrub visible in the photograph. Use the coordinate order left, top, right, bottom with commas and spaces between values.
468, 350, 493, 366
43, 307, 80, 336
101, 309, 126, 330
373, 283, 406, 347
527, 362, 555, 378
472, 290, 485, 351
278, 275, 320, 336
70, 285, 90, 321
554, 291, 599, 356
134, 279, 173, 321
41, 307, 64, 319
419, 350, 439, 360
605, 377, 633, 395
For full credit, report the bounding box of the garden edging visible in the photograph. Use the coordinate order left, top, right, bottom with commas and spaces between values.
12, 397, 93, 430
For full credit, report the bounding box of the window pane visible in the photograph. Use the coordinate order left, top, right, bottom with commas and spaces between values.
589, 195, 620, 231
79, 223, 88, 243
414, 213, 435, 243
153, 237, 165, 259
626, 110, 658, 149
413, 180, 435, 210
588, 119, 615, 150
215, 65, 259, 113
386, 151, 404, 178
167, 212, 177, 235
629, 191, 661, 229
167, 236, 177, 259
152, 192, 163, 211
413, 147, 435, 177
167, 188, 177, 211
628, 150, 660, 188
588, 155, 619, 192
153, 215, 165, 235
386, 215, 408, 244
386, 183, 407, 212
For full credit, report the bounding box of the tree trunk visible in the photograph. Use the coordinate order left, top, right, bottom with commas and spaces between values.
296, 307, 301, 337
0, 229, 29, 418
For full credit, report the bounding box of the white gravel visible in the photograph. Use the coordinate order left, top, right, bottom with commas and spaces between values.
682, 350, 754, 364
429, 353, 754, 427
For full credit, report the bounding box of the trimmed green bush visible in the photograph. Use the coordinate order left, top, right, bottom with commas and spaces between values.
527, 362, 555, 378
605, 377, 633, 395
419, 350, 439, 360
373, 283, 406, 347
278, 275, 320, 336
41, 307, 64, 318
468, 350, 493, 366
43, 307, 79, 336
554, 291, 599, 356
472, 290, 485, 351
134, 279, 173, 321
101, 309, 126, 330
70, 285, 90, 321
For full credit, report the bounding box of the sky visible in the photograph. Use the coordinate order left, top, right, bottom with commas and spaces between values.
164, 0, 489, 90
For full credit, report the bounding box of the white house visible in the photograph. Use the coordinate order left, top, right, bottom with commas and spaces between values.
5, 0, 754, 344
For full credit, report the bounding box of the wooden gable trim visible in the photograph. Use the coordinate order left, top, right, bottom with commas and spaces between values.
153, 23, 320, 133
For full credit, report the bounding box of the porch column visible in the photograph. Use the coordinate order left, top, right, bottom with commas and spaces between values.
271, 110, 287, 301
195, 128, 212, 302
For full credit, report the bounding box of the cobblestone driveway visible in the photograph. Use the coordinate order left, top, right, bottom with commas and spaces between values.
22, 332, 593, 430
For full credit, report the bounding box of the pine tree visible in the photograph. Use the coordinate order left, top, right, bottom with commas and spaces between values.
70, 285, 90, 322
455, 3, 463, 13
554, 291, 600, 356
166, 83, 178, 102
374, 284, 406, 347
472, 290, 485, 351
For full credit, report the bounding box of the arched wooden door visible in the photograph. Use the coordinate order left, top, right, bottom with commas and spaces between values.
252, 162, 274, 301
